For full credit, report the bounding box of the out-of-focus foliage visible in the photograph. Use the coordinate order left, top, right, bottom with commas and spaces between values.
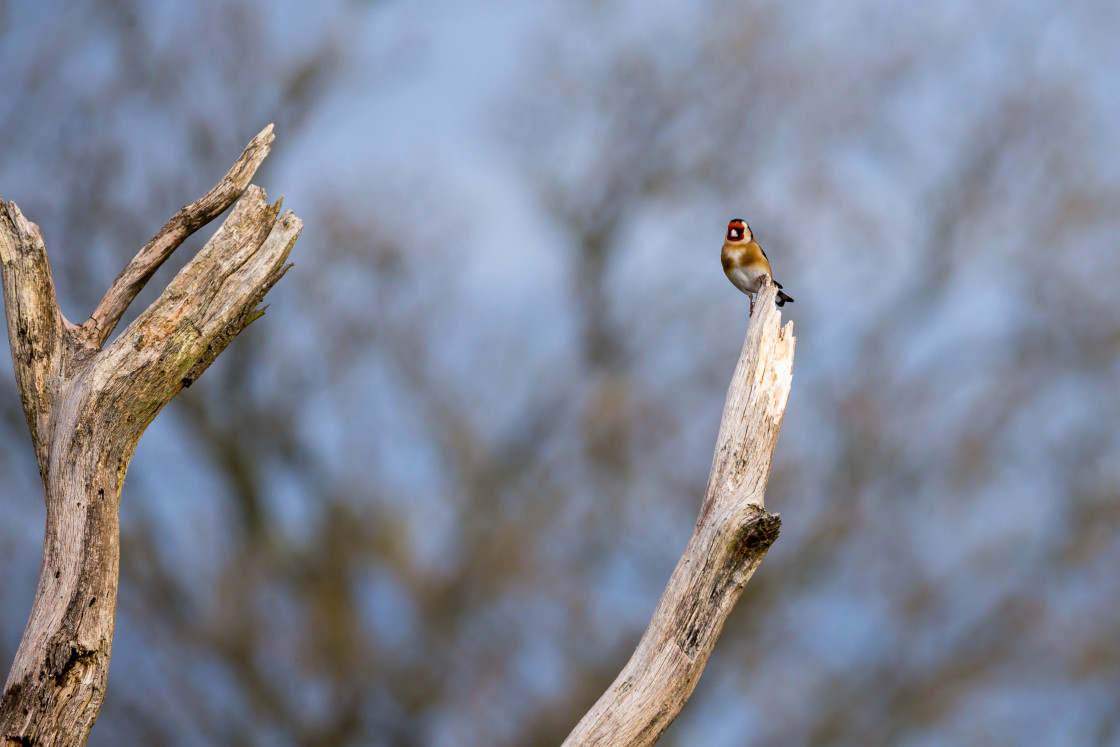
2, 1, 1118, 745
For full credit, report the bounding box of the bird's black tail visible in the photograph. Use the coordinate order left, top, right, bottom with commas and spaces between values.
776, 291, 794, 307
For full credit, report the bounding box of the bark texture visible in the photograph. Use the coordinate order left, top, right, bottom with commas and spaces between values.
564, 281, 795, 746
0, 126, 300, 747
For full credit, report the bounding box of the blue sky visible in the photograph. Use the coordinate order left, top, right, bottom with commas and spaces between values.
2, 0, 1120, 744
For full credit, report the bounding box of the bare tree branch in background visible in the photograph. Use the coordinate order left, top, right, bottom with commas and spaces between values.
0, 127, 300, 747
3, 2, 1119, 746
566, 282, 793, 746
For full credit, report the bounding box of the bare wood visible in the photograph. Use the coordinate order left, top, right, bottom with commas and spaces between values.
81, 123, 275, 347
0, 129, 299, 747
564, 281, 795, 747
0, 201, 79, 474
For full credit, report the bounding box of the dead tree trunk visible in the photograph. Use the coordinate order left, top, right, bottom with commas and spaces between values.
564, 281, 795, 746
0, 125, 301, 747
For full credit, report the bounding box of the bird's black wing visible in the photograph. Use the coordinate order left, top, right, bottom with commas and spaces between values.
758, 244, 785, 288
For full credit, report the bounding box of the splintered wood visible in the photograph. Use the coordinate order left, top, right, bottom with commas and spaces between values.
564, 281, 795, 747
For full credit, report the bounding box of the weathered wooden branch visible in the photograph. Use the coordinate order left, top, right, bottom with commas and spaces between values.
81, 124, 275, 348
0, 125, 300, 747
564, 281, 795, 747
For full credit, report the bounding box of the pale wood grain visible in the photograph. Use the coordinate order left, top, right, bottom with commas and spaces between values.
564, 280, 795, 746
0, 128, 299, 747
81, 124, 275, 347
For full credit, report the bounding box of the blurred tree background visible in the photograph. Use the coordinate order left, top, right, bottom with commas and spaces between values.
2, 0, 1119, 745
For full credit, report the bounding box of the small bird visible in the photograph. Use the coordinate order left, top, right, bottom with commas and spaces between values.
721, 219, 794, 314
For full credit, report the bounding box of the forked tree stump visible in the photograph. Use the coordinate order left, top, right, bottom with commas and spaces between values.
0, 126, 300, 747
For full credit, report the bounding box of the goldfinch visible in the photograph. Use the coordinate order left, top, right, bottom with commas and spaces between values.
721, 219, 794, 313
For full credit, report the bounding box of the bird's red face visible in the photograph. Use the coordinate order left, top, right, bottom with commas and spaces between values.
726, 219, 749, 243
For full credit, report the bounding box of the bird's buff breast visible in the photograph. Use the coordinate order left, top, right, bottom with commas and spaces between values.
725, 265, 765, 295
722, 247, 769, 295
